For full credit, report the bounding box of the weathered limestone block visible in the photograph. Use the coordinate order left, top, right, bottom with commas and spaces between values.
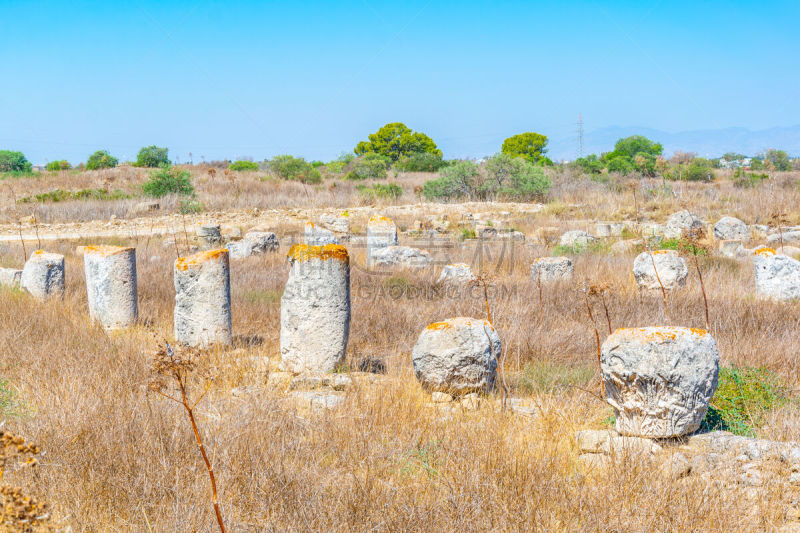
370, 246, 431, 268
714, 216, 749, 241
304, 221, 338, 246
21, 250, 65, 301
366, 215, 398, 267
437, 263, 476, 284
664, 210, 703, 239
320, 213, 350, 234
601, 327, 719, 438
767, 230, 800, 245
0, 267, 22, 289
412, 317, 499, 395
560, 230, 596, 248
718, 239, 744, 258
753, 247, 800, 301
633, 250, 688, 290
595, 222, 628, 238
227, 231, 279, 259
196, 224, 222, 249
530, 257, 574, 283
174, 249, 232, 347
280, 244, 350, 374
83, 245, 138, 330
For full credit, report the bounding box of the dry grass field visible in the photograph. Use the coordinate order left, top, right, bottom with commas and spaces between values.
2, 167, 800, 531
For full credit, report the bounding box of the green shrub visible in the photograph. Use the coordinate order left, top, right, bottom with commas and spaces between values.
395, 152, 447, 172
179, 198, 204, 214
703, 365, 793, 436
269, 155, 322, 184
606, 155, 635, 175
356, 183, 402, 200
345, 154, 388, 180
733, 168, 768, 188
422, 160, 480, 200
228, 160, 259, 171
459, 227, 476, 240
0, 150, 32, 173
134, 145, 170, 168
142, 167, 194, 197
18, 188, 131, 203
574, 154, 605, 174
86, 150, 118, 170
685, 158, 715, 182
45, 160, 71, 171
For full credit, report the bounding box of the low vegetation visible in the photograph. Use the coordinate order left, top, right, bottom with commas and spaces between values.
142, 166, 194, 197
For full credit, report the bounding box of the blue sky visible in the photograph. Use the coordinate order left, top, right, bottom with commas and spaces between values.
1, 0, 798, 164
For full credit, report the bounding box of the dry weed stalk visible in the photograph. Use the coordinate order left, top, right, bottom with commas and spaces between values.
471, 273, 508, 408
0, 430, 50, 531
148, 343, 226, 533
770, 212, 789, 251
680, 228, 711, 330
588, 283, 613, 335
581, 281, 604, 395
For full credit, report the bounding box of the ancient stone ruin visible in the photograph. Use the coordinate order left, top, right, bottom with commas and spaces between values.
196, 224, 222, 249
664, 210, 703, 239
437, 263, 476, 284
0, 267, 22, 289
21, 250, 65, 301
366, 214, 398, 267
714, 216, 749, 241
412, 317, 499, 395
227, 231, 279, 259
530, 256, 574, 283
753, 247, 800, 301
559, 230, 596, 248
632, 250, 688, 290
280, 244, 351, 374
600, 326, 719, 438
304, 221, 339, 246
173, 249, 232, 347
369, 245, 432, 268
83, 245, 138, 330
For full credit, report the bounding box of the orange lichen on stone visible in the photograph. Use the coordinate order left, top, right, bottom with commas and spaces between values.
754, 247, 776, 257
427, 321, 452, 331
652, 250, 670, 255
83, 245, 133, 257
616, 326, 707, 343
305, 221, 315, 228
33, 250, 45, 256
369, 214, 394, 225
288, 244, 349, 263
427, 317, 493, 331
175, 248, 229, 271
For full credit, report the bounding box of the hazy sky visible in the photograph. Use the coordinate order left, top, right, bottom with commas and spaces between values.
2, 0, 798, 164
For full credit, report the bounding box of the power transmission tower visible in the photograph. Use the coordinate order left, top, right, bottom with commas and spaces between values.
577, 113, 584, 159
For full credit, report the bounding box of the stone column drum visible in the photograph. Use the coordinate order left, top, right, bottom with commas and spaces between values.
366, 214, 398, 267
84, 245, 138, 330
21, 250, 65, 301
601, 326, 719, 438
174, 249, 232, 347
280, 244, 350, 373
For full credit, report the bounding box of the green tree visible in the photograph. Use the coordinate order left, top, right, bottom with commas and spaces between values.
606, 155, 634, 174
500, 132, 549, 164
483, 153, 550, 200
142, 167, 194, 197
763, 149, 792, 171
574, 154, 605, 174
354, 122, 441, 162
344, 153, 388, 180
422, 160, 480, 200
685, 158, 715, 182
607, 135, 663, 160
134, 145, 170, 168
45, 160, 71, 171
0, 150, 32, 172
86, 150, 118, 170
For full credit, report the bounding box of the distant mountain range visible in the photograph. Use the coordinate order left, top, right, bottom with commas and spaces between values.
548, 125, 800, 161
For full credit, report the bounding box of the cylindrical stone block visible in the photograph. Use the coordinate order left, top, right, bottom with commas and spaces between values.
174, 249, 232, 347
197, 224, 222, 249
366, 214, 398, 267
21, 250, 65, 301
83, 245, 138, 330
280, 244, 350, 373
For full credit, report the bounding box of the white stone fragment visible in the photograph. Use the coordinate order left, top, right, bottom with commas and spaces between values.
0, 267, 22, 289
280, 244, 350, 374
227, 231, 279, 259
767, 230, 800, 245
412, 317, 499, 395
753, 247, 800, 301
83, 245, 138, 330
174, 249, 232, 347
664, 210, 703, 239
437, 263, 476, 284
714, 216, 749, 241
559, 230, 596, 248
632, 250, 688, 290
369, 245, 431, 268
530, 257, 574, 283
366, 215, 398, 267
196, 224, 222, 249
320, 213, 350, 234
601, 327, 719, 438
21, 250, 65, 301
304, 221, 338, 246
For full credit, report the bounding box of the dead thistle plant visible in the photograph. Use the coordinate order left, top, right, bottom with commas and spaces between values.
0, 429, 50, 531
471, 273, 508, 407
679, 227, 711, 330
581, 281, 604, 395
148, 342, 226, 533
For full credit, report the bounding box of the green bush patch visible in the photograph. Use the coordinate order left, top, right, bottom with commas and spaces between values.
18, 188, 132, 203
143, 167, 194, 197
703, 365, 793, 437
